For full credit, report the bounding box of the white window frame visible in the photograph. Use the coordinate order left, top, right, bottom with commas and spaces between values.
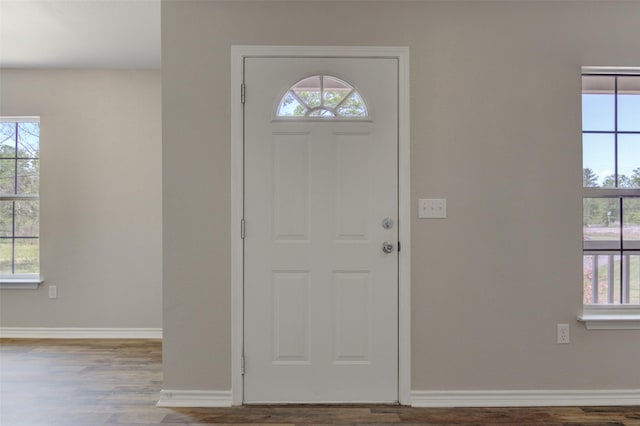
578, 67, 640, 329
0, 116, 43, 289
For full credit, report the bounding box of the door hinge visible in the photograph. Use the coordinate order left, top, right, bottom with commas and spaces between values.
241, 218, 246, 239
241, 355, 246, 375
240, 84, 246, 104
398, 241, 401, 252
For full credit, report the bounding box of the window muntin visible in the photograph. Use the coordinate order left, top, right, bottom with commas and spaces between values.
0, 118, 40, 278
277, 75, 368, 118
582, 74, 640, 306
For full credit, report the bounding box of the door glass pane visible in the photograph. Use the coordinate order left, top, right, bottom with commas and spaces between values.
277, 75, 368, 119
582, 75, 615, 131
323, 76, 351, 108
583, 198, 620, 250
618, 77, 640, 131
582, 134, 615, 188
278, 92, 307, 117
337, 92, 367, 117
292, 76, 321, 108
308, 109, 335, 117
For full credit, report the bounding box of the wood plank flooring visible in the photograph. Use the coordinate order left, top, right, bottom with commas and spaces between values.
1, 338, 639, 425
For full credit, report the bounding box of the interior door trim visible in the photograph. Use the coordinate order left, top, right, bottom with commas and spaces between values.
230, 45, 411, 405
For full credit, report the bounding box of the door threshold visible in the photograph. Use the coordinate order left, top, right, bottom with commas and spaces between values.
242, 401, 401, 406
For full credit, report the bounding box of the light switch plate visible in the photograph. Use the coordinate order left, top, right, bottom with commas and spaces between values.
419, 198, 447, 219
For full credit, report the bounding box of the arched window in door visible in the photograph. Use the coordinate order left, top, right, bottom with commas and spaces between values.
277, 75, 368, 118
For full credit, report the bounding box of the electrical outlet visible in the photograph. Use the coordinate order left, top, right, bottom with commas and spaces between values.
557, 323, 569, 344
48, 285, 57, 299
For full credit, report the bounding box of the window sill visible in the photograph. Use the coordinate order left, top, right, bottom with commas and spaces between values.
578, 305, 640, 330
0, 276, 43, 289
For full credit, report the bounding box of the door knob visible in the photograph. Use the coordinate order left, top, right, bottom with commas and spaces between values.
382, 241, 394, 254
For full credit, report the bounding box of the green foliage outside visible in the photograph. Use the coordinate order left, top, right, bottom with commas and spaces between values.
583, 167, 640, 189
0, 239, 38, 275
281, 89, 366, 117
583, 167, 640, 228
0, 122, 39, 275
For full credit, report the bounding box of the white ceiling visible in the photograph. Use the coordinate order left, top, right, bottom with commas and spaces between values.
0, 0, 160, 69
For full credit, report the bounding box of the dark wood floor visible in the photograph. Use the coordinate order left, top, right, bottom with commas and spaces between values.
1, 339, 639, 425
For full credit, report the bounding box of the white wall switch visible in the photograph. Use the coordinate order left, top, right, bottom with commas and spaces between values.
419, 198, 447, 219
48, 285, 57, 299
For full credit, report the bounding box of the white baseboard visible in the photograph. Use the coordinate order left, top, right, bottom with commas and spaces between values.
0, 327, 162, 339
157, 390, 233, 407
411, 389, 640, 407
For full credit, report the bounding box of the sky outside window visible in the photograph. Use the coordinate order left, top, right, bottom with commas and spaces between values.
582, 75, 640, 187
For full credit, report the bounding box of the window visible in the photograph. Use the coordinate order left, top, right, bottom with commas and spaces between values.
0, 118, 40, 286
277, 75, 367, 118
580, 70, 640, 328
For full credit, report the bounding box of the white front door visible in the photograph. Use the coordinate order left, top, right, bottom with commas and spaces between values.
244, 57, 398, 403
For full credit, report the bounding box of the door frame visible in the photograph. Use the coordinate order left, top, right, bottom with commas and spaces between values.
230, 46, 411, 405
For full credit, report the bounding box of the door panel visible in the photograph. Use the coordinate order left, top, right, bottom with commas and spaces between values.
335, 133, 370, 240
333, 271, 371, 363
244, 57, 398, 403
272, 133, 310, 240
272, 271, 310, 363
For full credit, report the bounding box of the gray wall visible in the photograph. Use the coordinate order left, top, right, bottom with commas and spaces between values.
162, 0, 640, 392
0, 69, 162, 328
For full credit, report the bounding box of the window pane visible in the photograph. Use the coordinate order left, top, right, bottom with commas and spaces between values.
623, 197, 640, 249
618, 134, 640, 188
0, 159, 16, 194
16, 159, 39, 195
625, 254, 640, 304
618, 77, 640, 132
17, 123, 39, 158
582, 76, 615, 131
0, 239, 12, 274
582, 134, 615, 188
14, 238, 38, 274
583, 255, 595, 304
583, 254, 621, 304
14, 200, 38, 237
0, 123, 16, 158
0, 201, 13, 237
583, 198, 620, 250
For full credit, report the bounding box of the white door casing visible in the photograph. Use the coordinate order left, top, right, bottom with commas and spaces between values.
230, 46, 411, 405
245, 57, 396, 403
